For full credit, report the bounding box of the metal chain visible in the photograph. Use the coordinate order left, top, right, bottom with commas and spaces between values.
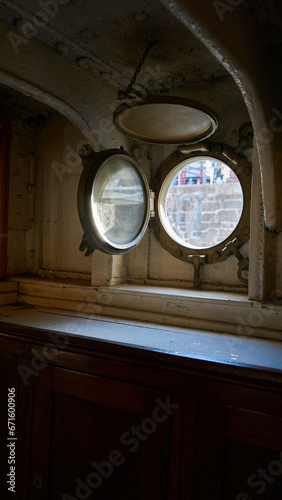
125, 40, 156, 95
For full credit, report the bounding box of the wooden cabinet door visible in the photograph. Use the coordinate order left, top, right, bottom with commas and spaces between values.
191, 399, 282, 500
0, 352, 34, 500
29, 366, 173, 500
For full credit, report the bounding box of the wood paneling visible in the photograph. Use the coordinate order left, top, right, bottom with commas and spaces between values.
0, 325, 282, 499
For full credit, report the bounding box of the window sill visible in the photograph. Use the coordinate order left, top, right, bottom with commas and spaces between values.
4, 275, 282, 342
0, 303, 281, 377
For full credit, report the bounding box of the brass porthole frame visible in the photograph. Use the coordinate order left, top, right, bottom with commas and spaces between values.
149, 141, 252, 265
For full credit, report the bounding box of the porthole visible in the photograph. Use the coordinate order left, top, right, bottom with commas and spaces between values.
150, 144, 251, 264
77, 146, 150, 255
77, 142, 251, 266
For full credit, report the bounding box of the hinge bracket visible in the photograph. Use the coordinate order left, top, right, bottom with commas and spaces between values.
222, 237, 249, 284
150, 190, 155, 218
188, 254, 207, 288
79, 233, 95, 256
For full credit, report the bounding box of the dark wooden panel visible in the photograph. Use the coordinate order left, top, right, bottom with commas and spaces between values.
191, 401, 282, 499
223, 405, 282, 499
29, 366, 171, 500
191, 399, 225, 499
225, 405, 282, 450
53, 367, 146, 414
178, 395, 196, 500
223, 440, 282, 499
50, 391, 145, 499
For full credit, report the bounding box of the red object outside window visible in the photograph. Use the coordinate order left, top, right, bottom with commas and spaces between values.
0, 115, 11, 279
180, 169, 186, 185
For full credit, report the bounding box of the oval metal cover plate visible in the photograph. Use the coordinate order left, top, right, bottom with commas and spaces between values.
113, 96, 218, 144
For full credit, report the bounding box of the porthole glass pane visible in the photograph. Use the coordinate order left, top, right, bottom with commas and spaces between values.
91, 156, 147, 247
159, 156, 244, 249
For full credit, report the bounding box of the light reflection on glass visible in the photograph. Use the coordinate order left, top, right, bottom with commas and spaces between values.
92, 156, 146, 246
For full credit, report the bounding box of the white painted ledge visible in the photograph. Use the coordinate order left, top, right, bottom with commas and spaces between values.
8, 276, 282, 342
96, 284, 282, 341
0, 304, 281, 374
